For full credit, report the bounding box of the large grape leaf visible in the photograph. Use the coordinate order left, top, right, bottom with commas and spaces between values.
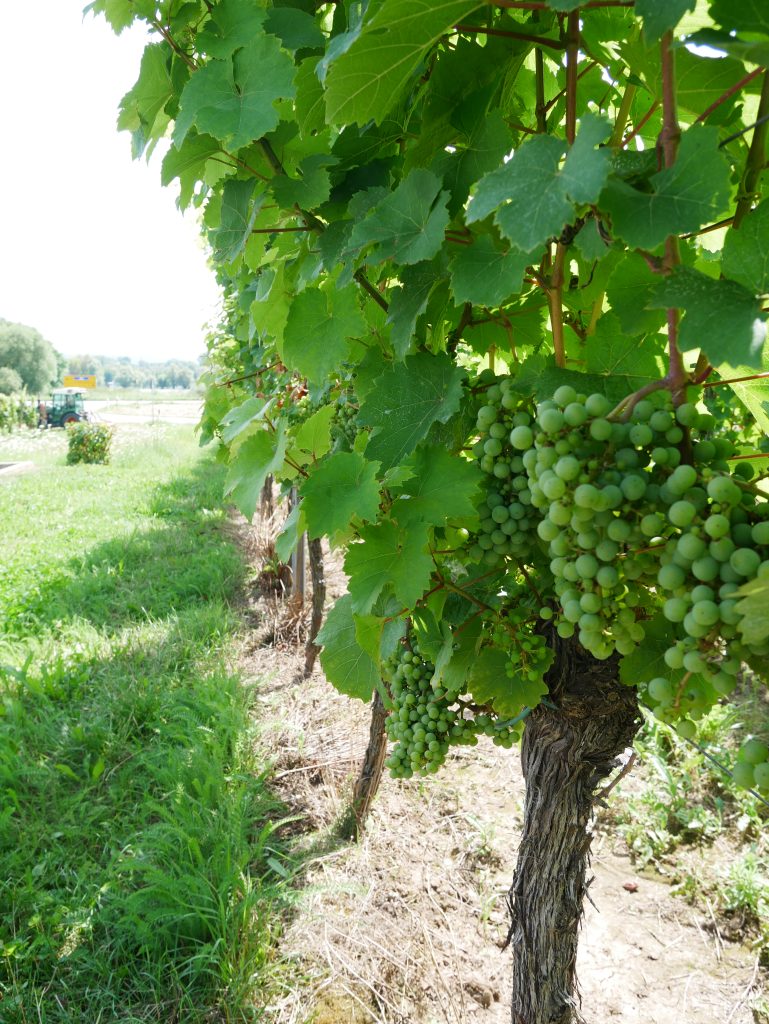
468, 648, 548, 716
606, 253, 667, 336
390, 446, 482, 528
344, 520, 433, 614
467, 115, 611, 252
317, 595, 378, 701
211, 178, 260, 263
722, 202, 769, 297
219, 396, 274, 445
636, 0, 695, 39
324, 0, 479, 126
449, 237, 531, 308
651, 268, 766, 368
173, 35, 296, 151
161, 133, 221, 209
735, 578, 769, 648
300, 451, 381, 538
585, 313, 666, 386
709, 0, 769, 33
716, 343, 769, 436
601, 125, 731, 250
619, 613, 669, 686
225, 425, 288, 521
349, 169, 450, 266
358, 353, 466, 472
292, 405, 335, 462
271, 154, 334, 210
196, 0, 267, 58
387, 261, 440, 360
117, 43, 173, 147
283, 284, 365, 384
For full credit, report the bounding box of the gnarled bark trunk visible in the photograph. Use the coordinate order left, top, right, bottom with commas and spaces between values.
508, 634, 640, 1024
339, 688, 388, 840
303, 537, 326, 677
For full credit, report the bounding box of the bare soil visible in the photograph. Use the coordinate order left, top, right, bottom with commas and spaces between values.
233, 514, 766, 1024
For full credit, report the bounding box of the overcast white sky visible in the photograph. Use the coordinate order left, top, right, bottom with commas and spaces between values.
0, 3, 221, 363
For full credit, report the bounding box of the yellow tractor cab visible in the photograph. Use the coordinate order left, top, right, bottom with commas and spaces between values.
38, 388, 91, 428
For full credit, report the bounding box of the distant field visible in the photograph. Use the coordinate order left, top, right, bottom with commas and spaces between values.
84, 386, 201, 401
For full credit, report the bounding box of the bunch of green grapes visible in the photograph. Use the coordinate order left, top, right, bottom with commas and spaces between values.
467, 378, 539, 566
330, 392, 359, 451
383, 636, 519, 778
488, 586, 555, 701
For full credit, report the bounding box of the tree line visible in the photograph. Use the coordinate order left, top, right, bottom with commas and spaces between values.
0, 318, 200, 394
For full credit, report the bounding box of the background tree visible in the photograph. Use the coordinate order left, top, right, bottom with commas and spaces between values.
95, 1, 769, 1021
0, 367, 23, 395
0, 322, 59, 393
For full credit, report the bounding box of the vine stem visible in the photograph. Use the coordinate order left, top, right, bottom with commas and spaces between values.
733, 71, 769, 229
696, 66, 765, 125
455, 24, 566, 50
609, 75, 637, 147
493, 0, 633, 7
621, 99, 659, 148
546, 14, 579, 371
660, 32, 688, 406
703, 371, 769, 388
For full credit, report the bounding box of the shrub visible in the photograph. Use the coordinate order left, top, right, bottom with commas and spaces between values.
0, 393, 35, 432
66, 422, 113, 465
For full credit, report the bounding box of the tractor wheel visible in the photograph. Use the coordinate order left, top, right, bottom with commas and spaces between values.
61, 413, 79, 425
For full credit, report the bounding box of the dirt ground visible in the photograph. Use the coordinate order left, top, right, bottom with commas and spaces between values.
234, 512, 766, 1024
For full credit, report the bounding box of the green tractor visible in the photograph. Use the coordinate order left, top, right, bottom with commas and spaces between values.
38, 388, 92, 428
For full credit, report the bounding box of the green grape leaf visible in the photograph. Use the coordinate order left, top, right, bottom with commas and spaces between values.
686, 29, 769, 67
344, 520, 433, 614
735, 578, 769, 648
317, 594, 378, 701
294, 57, 326, 137
275, 503, 306, 562
90, 0, 135, 32
161, 133, 221, 209
651, 267, 766, 368
359, 352, 466, 472
619, 613, 669, 686
349, 169, 450, 266
467, 115, 611, 252
437, 616, 483, 692
601, 125, 732, 250
324, 0, 479, 126
722, 201, 769, 297
219, 396, 275, 445
271, 154, 334, 210
197, 0, 267, 58
708, 0, 769, 33
391, 446, 482, 528
436, 110, 515, 215
716, 344, 769, 436
117, 43, 173, 144
468, 648, 548, 717
606, 252, 667, 336
636, 0, 695, 39
292, 404, 335, 461
387, 261, 439, 360
544, 0, 581, 11
283, 284, 365, 384
585, 313, 666, 385
300, 451, 381, 539
211, 178, 259, 263
264, 7, 325, 51
449, 237, 531, 308
225, 424, 288, 521
174, 35, 296, 151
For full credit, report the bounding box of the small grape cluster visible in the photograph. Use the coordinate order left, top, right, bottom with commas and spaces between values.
488, 590, 555, 702
330, 392, 359, 451
468, 379, 539, 566
383, 636, 519, 778
732, 738, 769, 794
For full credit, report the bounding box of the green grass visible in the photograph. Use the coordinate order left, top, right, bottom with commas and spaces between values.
0, 426, 291, 1023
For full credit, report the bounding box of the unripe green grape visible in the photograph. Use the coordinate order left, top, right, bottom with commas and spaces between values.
730, 547, 761, 577
553, 384, 578, 407
510, 425, 534, 449
648, 677, 673, 702
564, 402, 588, 426
669, 500, 696, 528
664, 597, 688, 622
707, 476, 741, 505
732, 761, 755, 788
675, 403, 699, 427
585, 393, 610, 417
589, 418, 612, 441
738, 738, 769, 765
539, 407, 565, 434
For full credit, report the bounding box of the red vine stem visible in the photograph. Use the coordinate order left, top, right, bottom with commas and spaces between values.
703, 371, 769, 388
621, 99, 659, 148
696, 67, 765, 125
455, 24, 566, 50
493, 0, 633, 7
